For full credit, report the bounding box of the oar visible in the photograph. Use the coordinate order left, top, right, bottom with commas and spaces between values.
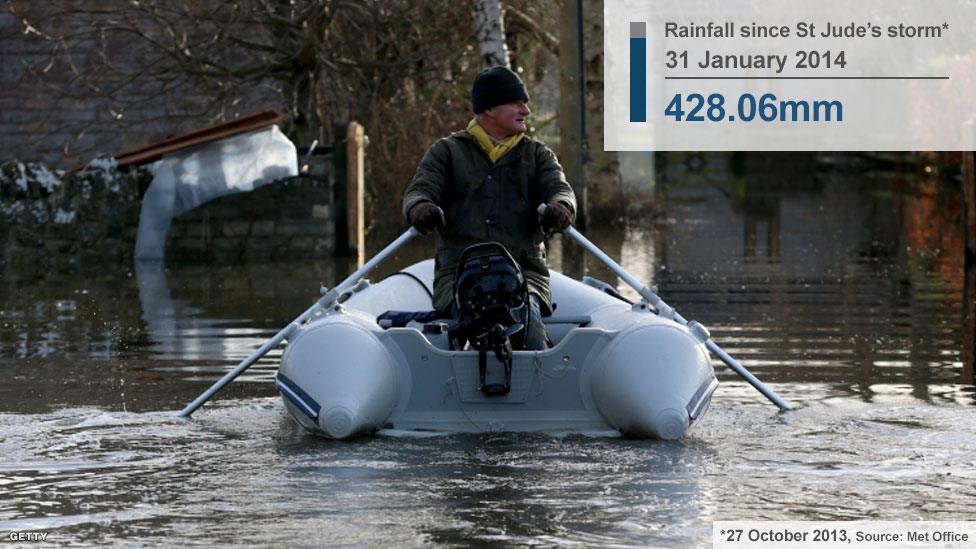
539, 205, 791, 411
178, 226, 420, 417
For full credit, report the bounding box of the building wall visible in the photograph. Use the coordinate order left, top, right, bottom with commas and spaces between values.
167, 176, 336, 263
0, 155, 338, 272
0, 3, 334, 270
0, 2, 279, 168
0, 159, 148, 272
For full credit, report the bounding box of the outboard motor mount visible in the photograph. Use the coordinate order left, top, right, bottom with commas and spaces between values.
452, 242, 529, 396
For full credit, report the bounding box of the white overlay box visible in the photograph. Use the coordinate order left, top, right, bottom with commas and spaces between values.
605, 0, 976, 151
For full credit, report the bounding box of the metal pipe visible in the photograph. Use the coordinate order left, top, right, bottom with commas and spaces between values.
705, 340, 792, 411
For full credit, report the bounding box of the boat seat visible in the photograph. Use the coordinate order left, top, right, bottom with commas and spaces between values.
542, 315, 591, 326
542, 316, 592, 346
377, 310, 453, 349
377, 310, 592, 348
377, 310, 445, 328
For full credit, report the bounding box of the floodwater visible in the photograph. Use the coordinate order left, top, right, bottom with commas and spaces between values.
1, 155, 974, 546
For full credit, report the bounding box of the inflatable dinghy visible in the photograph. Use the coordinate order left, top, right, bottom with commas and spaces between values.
275, 259, 718, 440
179, 218, 791, 438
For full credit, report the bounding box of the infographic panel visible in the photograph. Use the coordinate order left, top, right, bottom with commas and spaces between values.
605, 0, 976, 150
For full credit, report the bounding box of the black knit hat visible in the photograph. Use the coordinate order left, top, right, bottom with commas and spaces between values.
471, 66, 530, 114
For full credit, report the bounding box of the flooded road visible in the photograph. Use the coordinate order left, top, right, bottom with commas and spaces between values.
1, 157, 974, 546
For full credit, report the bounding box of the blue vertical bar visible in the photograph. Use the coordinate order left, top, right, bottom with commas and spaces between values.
630, 22, 646, 123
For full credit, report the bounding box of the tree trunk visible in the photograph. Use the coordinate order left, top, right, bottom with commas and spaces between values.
557, 0, 587, 278
558, 0, 585, 224
963, 148, 975, 385
472, 0, 510, 68
581, 0, 623, 225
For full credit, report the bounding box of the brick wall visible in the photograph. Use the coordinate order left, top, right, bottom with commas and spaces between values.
0, 2, 279, 168
167, 175, 336, 263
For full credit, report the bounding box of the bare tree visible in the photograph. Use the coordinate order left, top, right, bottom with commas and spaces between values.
472, 0, 510, 68
579, 0, 623, 223
6, 1, 480, 157
4, 0, 567, 228
555, 0, 622, 226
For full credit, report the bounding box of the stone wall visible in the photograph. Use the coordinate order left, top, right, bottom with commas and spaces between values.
0, 158, 149, 272
166, 176, 336, 263
0, 155, 339, 273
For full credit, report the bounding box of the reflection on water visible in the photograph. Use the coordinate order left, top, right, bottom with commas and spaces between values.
0, 155, 974, 545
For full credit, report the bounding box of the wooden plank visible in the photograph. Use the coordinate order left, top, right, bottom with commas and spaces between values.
346, 122, 366, 267
112, 108, 288, 167
333, 123, 349, 257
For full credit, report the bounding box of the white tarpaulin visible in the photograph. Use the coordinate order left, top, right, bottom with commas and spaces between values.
134, 125, 298, 259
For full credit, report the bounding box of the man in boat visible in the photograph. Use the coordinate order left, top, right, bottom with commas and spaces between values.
402, 65, 577, 350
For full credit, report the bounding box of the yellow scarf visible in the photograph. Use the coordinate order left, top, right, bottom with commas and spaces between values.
467, 119, 524, 164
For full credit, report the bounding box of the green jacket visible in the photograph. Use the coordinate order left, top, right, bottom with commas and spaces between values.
403, 129, 576, 314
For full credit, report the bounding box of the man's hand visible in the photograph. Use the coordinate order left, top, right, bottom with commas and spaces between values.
541, 201, 573, 235
408, 202, 446, 235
